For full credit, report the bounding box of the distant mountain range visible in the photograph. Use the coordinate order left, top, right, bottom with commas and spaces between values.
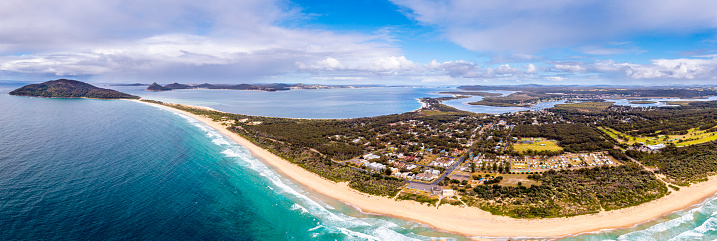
9, 79, 139, 99
146, 82, 353, 92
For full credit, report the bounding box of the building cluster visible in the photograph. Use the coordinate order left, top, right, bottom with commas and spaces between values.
628, 144, 666, 153
461, 152, 617, 173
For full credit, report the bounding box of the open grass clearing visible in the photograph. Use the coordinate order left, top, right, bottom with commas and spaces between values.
512, 140, 563, 153
599, 126, 717, 147
497, 174, 541, 188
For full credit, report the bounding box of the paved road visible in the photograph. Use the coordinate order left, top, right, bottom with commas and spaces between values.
406, 148, 473, 191
502, 125, 515, 152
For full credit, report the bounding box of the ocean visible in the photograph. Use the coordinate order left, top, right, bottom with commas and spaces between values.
0, 84, 463, 240
2, 83, 717, 240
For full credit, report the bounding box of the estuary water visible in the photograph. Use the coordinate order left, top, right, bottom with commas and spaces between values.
2, 83, 717, 240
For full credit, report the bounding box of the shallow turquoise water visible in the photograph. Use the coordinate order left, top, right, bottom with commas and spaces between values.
0, 84, 464, 240
3, 83, 717, 240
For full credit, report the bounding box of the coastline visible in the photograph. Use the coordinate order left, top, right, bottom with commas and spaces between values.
135, 100, 717, 238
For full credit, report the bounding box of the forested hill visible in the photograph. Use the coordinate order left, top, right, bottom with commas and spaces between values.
9, 79, 139, 99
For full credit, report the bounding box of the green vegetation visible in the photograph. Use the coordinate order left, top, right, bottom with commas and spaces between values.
140, 87, 717, 219
467, 92, 550, 107
598, 126, 717, 147
563, 101, 717, 137
144, 82, 342, 92
512, 140, 563, 154
438, 91, 503, 97
9, 79, 139, 99
513, 124, 613, 152
440, 197, 463, 206
468, 100, 520, 107
551, 102, 614, 112
142, 99, 482, 197
398, 193, 439, 206
627, 142, 717, 185
147, 82, 171, 91
464, 165, 667, 218
665, 101, 695, 106
459, 85, 717, 99
629, 100, 657, 104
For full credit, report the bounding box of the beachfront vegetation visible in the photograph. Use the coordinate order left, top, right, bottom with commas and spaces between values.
464, 164, 667, 218
627, 142, 717, 185
142, 99, 481, 197
398, 193, 439, 206
140, 86, 717, 219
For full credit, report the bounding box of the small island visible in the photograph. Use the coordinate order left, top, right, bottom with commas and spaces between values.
468, 100, 522, 107
9, 79, 139, 99
147, 82, 172, 91
437, 91, 503, 97
629, 100, 657, 104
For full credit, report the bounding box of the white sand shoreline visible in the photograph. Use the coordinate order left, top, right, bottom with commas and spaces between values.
134, 100, 717, 239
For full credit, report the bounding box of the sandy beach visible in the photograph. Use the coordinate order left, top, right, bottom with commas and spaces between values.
137, 100, 717, 239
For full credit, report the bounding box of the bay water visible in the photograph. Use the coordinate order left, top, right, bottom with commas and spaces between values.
2, 83, 717, 240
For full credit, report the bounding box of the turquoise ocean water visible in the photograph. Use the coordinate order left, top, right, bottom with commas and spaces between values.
2, 83, 717, 240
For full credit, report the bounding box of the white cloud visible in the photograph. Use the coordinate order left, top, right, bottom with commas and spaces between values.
369, 56, 416, 72
525, 63, 537, 73
392, 0, 717, 53
551, 58, 717, 80
427, 59, 540, 79
545, 76, 565, 81
495, 64, 521, 75
553, 64, 587, 73
297, 56, 416, 75
428, 60, 480, 77
0, 0, 407, 83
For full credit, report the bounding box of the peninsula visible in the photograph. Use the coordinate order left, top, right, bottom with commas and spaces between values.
146, 82, 354, 92
9, 79, 139, 99
136, 86, 717, 237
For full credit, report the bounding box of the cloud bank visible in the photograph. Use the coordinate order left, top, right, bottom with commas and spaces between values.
392, 0, 717, 53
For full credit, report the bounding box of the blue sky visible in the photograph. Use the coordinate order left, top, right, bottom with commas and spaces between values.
1, 0, 717, 86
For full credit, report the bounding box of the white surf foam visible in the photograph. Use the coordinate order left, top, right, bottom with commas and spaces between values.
170, 110, 450, 241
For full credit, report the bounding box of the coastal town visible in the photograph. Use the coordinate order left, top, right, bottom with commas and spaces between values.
332, 108, 623, 204
140, 85, 717, 219
9, 1, 717, 239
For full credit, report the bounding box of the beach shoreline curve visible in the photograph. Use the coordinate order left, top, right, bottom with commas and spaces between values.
134, 100, 717, 239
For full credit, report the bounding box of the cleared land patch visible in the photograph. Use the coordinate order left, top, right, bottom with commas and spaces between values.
512, 139, 563, 153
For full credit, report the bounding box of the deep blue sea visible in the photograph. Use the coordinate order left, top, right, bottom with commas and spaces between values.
2, 83, 717, 240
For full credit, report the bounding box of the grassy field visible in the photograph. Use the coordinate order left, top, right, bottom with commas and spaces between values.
599, 126, 717, 147
512, 140, 563, 153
